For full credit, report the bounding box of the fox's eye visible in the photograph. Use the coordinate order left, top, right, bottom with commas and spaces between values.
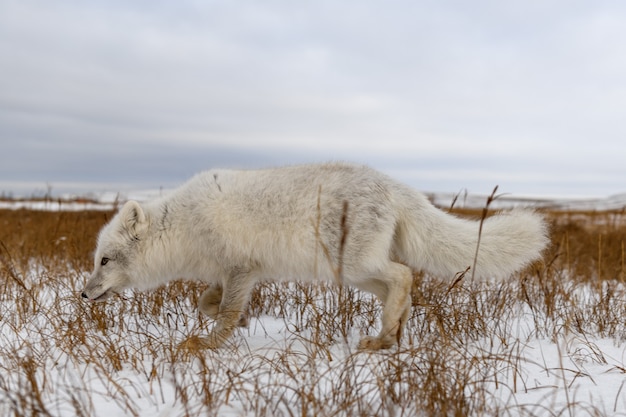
101, 257, 110, 266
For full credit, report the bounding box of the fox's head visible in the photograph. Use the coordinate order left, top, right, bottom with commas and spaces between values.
81, 201, 149, 302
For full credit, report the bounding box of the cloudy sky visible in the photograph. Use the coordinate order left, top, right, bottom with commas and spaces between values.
1, 0, 626, 198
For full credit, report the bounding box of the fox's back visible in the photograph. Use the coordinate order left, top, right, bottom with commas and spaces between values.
179, 163, 402, 279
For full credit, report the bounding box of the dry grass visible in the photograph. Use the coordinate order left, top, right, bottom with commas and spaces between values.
2, 206, 626, 416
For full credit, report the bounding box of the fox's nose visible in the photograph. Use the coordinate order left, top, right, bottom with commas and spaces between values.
81, 292, 88, 299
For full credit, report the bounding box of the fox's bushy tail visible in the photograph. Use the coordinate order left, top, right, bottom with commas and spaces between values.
394, 193, 549, 279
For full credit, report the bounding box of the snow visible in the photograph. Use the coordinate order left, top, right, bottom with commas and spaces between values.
2, 189, 626, 212
3, 271, 626, 416
428, 192, 626, 211
0, 199, 117, 211
2, 196, 626, 416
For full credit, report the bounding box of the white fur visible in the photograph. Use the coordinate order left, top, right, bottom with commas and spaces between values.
82, 162, 548, 350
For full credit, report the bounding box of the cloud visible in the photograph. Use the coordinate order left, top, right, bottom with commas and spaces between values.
1, 1, 626, 197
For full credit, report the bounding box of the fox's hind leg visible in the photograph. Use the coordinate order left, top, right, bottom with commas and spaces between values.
356, 262, 412, 350
199, 284, 249, 327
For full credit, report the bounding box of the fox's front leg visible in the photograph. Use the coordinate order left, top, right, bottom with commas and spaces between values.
183, 274, 255, 349
198, 284, 223, 318
198, 284, 249, 327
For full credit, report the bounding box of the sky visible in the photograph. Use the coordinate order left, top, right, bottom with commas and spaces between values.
1, 0, 626, 198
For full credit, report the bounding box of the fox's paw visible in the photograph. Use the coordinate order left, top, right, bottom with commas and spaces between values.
237, 313, 249, 328
357, 336, 396, 351
177, 335, 222, 355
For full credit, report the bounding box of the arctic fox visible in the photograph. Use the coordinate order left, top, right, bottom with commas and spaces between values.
82, 162, 548, 350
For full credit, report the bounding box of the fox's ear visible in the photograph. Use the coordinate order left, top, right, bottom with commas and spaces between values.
119, 200, 147, 237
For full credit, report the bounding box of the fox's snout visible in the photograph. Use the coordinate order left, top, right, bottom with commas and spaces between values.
81, 273, 110, 301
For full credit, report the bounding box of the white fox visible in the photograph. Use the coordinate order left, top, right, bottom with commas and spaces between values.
82, 162, 548, 350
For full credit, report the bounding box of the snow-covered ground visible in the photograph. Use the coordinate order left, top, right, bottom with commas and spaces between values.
2, 195, 626, 416
428, 192, 626, 211
2, 270, 626, 416
3, 189, 626, 211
